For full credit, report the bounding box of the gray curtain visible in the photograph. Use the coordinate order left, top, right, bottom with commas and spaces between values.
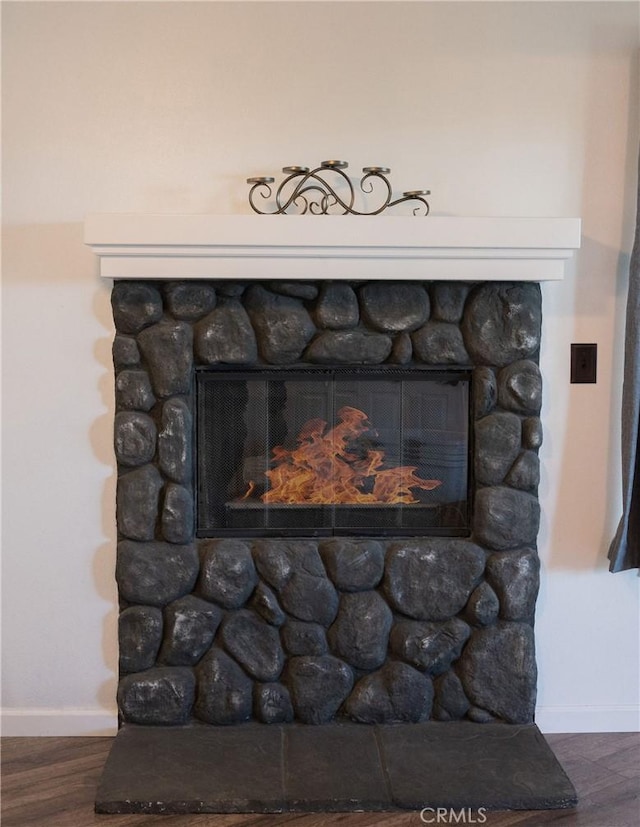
608, 160, 640, 573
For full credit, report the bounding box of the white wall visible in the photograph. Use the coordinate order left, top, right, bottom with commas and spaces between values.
2, 1, 638, 735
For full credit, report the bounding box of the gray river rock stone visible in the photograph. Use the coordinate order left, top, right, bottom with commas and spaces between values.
118, 667, 195, 725
462, 283, 541, 367
473, 366, 497, 419
475, 412, 522, 485
112, 282, 162, 334
282, 620, 328, 656
286, 655, 354, 724
464, 581, 500, 627
345, 661, 433, 723
314, 283, 359, 329
523, 416, 543, 449
430, 283, 470, 323
198, 539, 257, 608
319, 539, 384, 591
161, 483, 194, 544
459, 622, 537, 724
158, 398, 192, 484
220, 609, 285, 681
280, 572, 339, 627
254, 682, 294, 723
252, 540, 325, 588
115, 369, 156, 412
390, 332, 413, 364
506, 450, 540, 491
195, 300, 257, 365
305, 330, 392, 364
384, 540, 485, 621
114, 411, 156, 467
390, 617, 471, 675
118, 605, 163, 674
249, 582, 286, 626
113, 335, 140, 368
498, 360, 543, 414
474, 486, 540, 550
138, 321, 193, 397
245, 285, 315, 363
165, 282, 216, 321
486, 549, 540, 621
159, 594, 222, 666
252, 541, 295, 589
116, 464, 163, 541
195, 648, 253, 724
360, 283, 429, 332
116, 541, 199, 607
328, 591, 392, 670
432, 671, 471, 721
412, 322, 470, 365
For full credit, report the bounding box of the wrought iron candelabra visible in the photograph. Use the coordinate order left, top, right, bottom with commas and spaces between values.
247, 160, 430, 216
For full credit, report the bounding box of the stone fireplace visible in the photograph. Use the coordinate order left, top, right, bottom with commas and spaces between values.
87, 214, 581, 813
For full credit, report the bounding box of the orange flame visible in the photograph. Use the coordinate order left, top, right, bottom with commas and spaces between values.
246, 406, 441, 505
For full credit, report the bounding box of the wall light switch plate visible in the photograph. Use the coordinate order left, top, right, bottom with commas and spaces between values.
571, 343, 597, 384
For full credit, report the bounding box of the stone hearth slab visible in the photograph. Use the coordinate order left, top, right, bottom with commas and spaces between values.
378, 722, 578, 810
95, 724, 285, 813
285, 723, 391, 810
96, 722, 577, 814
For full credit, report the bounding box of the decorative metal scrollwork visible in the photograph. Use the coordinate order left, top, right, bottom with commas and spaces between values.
247, 160, 430, 216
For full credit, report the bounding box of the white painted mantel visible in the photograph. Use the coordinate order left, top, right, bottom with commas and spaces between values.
85, 214, 581, 281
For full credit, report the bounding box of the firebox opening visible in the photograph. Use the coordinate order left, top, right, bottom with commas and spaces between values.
196, 367, 472, 538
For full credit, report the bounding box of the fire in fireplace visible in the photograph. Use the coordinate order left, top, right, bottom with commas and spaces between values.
255, 405, 441, 505
196, 368, 471, 537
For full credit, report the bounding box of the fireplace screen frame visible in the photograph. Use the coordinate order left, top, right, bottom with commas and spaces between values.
195, 365, 474, 539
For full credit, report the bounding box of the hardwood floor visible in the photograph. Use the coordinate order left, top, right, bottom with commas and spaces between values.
1, 733, 638, 827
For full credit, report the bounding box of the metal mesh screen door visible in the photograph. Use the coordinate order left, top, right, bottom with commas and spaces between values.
196, 368, 471, 537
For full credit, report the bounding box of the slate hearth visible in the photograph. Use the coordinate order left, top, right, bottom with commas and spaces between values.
100, 277, 577, 812
96, 722, 577, 813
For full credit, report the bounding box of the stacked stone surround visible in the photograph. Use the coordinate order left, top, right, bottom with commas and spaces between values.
112, 279, 543, 728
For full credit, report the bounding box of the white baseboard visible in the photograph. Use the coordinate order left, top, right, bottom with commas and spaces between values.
2, 706, 638, 736
536, 705, 640, 733
1, 708, 118, 736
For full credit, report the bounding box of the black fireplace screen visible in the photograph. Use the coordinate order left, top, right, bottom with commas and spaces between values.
196, 368, 471, 537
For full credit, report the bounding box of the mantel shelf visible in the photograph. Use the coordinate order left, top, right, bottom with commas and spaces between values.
84, 214, 581, 281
